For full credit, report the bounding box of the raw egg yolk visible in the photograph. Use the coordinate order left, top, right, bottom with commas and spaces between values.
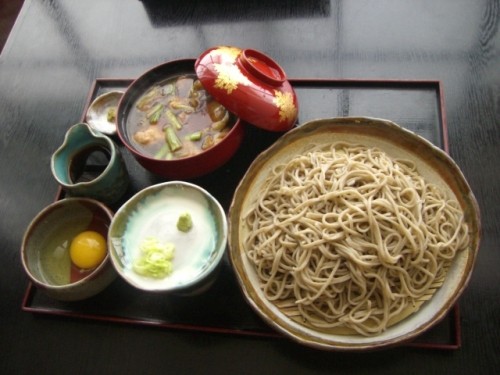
69, 231, 107, 269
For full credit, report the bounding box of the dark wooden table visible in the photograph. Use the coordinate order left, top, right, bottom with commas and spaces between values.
1, 1, 498, 373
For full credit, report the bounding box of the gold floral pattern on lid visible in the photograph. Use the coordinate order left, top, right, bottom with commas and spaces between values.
273, 90, 298, 124
214, 46, 242, 62
213, 63, 251, 94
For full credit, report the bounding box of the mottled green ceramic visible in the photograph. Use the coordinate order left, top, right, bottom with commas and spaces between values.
51, 123, 129, 205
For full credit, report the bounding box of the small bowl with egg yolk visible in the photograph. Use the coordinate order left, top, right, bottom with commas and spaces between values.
21, 198, 117, 301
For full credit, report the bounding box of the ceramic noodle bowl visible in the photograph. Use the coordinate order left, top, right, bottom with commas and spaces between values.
228, 117, 481, 351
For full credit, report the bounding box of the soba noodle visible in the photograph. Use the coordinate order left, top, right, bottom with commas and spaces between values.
243, 142, 469, 336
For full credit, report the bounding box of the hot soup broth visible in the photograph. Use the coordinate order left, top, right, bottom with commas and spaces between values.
128, 75, 233, 160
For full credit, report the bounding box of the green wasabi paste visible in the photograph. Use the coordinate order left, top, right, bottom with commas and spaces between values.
177, 212, 193, 232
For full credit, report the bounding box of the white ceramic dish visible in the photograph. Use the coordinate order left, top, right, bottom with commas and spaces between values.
85, 91, 123, 135
108, 181, 227, 295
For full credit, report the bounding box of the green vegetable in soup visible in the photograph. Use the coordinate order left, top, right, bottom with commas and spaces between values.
166, 110, 183, 130
131, 75, 234, 161
188, 131, 202, 141
154, 144, 171, 159
164, 126, 182, 152
162, 83, 175, 96
169, 100, 194, 113
136, 86, 162, 110
147, 103, 164, 124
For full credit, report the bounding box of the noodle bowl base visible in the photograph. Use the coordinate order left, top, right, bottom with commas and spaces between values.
229, 117, 480, 350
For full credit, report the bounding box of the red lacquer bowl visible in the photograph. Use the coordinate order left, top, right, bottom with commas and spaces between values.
195, 46, 298, 132
116, 59, 245, 179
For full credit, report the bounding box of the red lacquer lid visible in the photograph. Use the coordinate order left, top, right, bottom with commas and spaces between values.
195, 46, 298, 132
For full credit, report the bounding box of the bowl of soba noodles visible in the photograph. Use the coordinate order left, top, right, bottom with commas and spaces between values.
228, 117, 481, 351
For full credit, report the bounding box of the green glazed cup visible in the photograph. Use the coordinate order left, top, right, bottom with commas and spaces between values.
51, 123, 129, 205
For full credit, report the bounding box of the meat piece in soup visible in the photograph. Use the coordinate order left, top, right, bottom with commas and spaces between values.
129, 75, 233, 160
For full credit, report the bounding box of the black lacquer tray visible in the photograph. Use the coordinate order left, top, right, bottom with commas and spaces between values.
22, 78, 461, 350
